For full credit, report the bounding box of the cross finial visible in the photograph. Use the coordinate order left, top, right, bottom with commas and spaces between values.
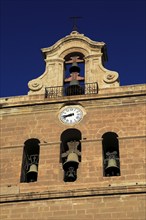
70, 16, 82, 32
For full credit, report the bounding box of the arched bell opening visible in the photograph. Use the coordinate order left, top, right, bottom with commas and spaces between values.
20, 138, 40, 183
64, 52, 85, 96
102, 132, 120, 177
60, 128, 82, 182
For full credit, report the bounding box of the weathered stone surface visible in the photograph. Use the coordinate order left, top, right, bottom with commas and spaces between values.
28, 31, 119, 95
0, 30, 145, 220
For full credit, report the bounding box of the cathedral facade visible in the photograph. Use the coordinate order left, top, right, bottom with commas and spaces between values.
0, 31, 146, 220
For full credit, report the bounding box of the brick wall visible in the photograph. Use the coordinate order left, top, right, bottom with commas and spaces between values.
0, 85, 146, 219
0, 194, 145, 220
0, 98, 145, 186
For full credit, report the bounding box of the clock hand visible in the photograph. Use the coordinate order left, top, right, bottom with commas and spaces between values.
62, 113, 74, 118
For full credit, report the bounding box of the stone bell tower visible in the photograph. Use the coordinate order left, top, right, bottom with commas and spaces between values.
0, 30, 145, 220
28, 31, 119, 95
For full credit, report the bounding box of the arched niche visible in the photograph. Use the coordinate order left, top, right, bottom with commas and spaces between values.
102, 132, 120, 177
60, 128, 82, 163
20, 138, 40, 183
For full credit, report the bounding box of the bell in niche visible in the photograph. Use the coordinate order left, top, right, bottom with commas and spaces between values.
105, 151, 120, 177
64, 57, 84, 96
61, 141, 81, 182
63, 152, 79, 182
26, 164, 38, 182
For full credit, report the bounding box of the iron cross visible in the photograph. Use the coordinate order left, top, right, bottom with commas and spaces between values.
70, 16, 82, 31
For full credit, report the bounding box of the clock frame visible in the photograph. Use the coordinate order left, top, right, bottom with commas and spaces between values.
58, 105, 86, 125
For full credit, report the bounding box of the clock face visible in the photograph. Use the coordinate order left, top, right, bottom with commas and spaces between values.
59, 105, 85, 125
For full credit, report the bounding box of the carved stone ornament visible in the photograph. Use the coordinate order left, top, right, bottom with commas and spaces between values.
28, 79, 43, 91
103, 72, 119, 84
27, 31, 120, 95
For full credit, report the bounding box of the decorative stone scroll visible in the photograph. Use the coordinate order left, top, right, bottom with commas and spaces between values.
27, 30, 120, 95
103, 72, 119, 84
28, 79, 43, 91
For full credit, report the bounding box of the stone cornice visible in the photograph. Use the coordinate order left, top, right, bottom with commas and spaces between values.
0, 84, 146, 109
0, 184, 145, 203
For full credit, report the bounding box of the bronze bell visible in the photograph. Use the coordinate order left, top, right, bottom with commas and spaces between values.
69, 64, 80, 73
26, 164, 38, 182
105, 158, 120, 176
65, 63, 84, 96
63, 152, 79, 170
63, 152, 79, 182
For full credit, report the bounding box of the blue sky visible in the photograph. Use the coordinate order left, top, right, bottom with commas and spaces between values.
0, 0, 146, 97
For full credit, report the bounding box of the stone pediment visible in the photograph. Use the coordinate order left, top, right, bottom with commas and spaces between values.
28, 31, 119, 95
41, 31, 105, 58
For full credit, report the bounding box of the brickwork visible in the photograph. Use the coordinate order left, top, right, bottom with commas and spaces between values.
0, 85, 146, 219
0, 194, 145, 220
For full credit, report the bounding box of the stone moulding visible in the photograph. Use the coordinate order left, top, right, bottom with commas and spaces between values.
0, 184, 146, 203
27, 31, 120, 95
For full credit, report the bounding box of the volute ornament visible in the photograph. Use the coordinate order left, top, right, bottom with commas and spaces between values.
28, 79, 43, 91
103, 72, 119, 84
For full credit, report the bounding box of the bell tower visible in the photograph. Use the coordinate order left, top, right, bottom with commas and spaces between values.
28, 31, 119, 96
0, 30, 145, 220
